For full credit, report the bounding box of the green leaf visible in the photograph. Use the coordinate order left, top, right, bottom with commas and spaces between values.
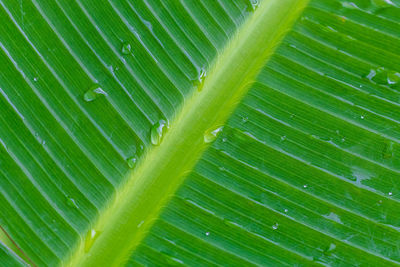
1, 0, 400, 266
0, 241, 28, 267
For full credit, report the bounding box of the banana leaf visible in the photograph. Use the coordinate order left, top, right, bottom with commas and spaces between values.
1, 0, 399, 266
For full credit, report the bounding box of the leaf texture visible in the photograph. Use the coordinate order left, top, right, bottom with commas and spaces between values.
0, 0, 253, 265
1, 0, 400, 266
129, 0, 400, 266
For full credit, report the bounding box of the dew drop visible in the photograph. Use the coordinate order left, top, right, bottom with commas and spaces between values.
33, 77, 38, 82
84, 229, 101, 252
324, 212, 342, 223
366, 67, 399, 86
241, 116, 249, 123
121, 42, 132, 55
205, 232, 210, 236
323, 243, 336, 255
344, 35, 356, 43
387, 71, 400, 86
127, 156, 137, 169
366, 69, 377, 81
272, 223, 279, 230
66, 197, 77, 208
303, 184, 308, 188
84, 84, 107, 102
360, 115, 365, 119
388, 192, 393, 196
324, 26, 337, 33
151, 119, 168, 146
163, 253, 184, 265
137, 220, 144, 228
284, 209, 288, 213
192, 68, 207, 92
222, 137, 227, 143
204, 126, 223, 143
341, 2, 359, 9
246, 0, 259, 12
223, 219, 238, 228
319, 135, 332, 142
382, 141, 394, 159
370, 0, 397, 11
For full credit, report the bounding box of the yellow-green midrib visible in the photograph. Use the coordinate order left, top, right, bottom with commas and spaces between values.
66, 0, 309, 266
0, 0, 251, 266
129, 0, 400, 266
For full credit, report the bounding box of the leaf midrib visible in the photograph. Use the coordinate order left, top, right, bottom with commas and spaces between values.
65, 0, 309, 266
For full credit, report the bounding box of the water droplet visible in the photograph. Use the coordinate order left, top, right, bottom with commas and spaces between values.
366, 67, 400, 86
246, 0, 259, 11
272, 223, 279, 230
341, 2, 359, 9
387, 71, 400, 86
204, 126, 223, 143
241, 116, 249, 123
84, 229, 101, 252
370, 0, 398, 11
163, 253, 184, 265
324, 212, 342, 223
303, 184, 308, 188
121, 42, 132, 55
34, 133, 46, 145
382, 141, 394, 159
360, 115, 365, 119
151, 119, 168, 146
192, 68, 207, 91
84, 84, 107, 102
137, 220, 144, 228
290, 114, 296, 118
366, 69, 377, 81
280, 135, 287, 141
66, 197, 78, 208
324, 26, 337, 33
323, 243, 336, 255
222, 137, 227, 143
223, 219, 239, 228
388, 192, 393, 196
33, 77, 38, 82
284, 209, 288, 213
127, 156, 137, 169
205, 232, 210, 236
319, 135, 332, 142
